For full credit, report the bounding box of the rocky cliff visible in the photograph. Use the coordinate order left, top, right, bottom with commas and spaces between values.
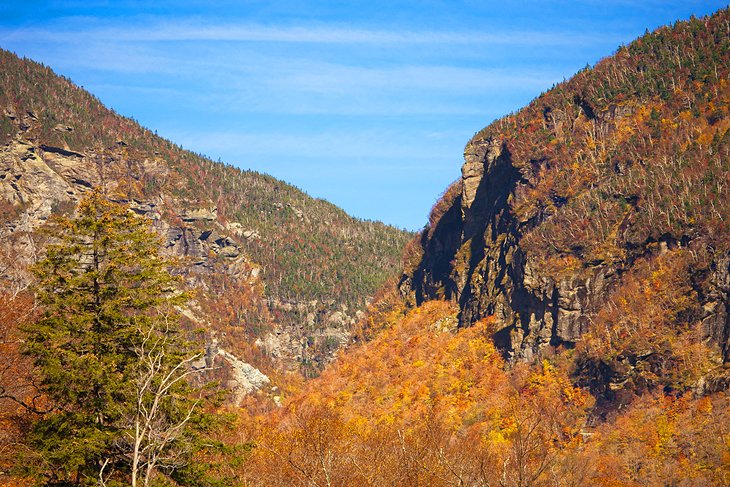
402, 10, 730, 395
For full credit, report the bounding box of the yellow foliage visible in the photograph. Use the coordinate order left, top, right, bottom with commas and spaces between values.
241, 299, 600, 485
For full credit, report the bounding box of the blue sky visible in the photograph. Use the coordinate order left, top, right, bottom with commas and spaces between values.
0, 1, 726, 230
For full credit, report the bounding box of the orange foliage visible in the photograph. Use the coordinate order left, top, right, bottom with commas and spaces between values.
0, 264, 38, 484
350, 275, 408, 343
584, 393, 730, 486
230, 286, 729, 486
242, 301, 594, 486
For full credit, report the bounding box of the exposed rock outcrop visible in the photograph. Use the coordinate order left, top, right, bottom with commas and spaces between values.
215, 347, 271, 405
0, 137, 77, 225
256, 298, 352, 372
0, 135, 249, 276
406, 129, 728, 365
406, 136, 618, 361
191, 340, 271, 405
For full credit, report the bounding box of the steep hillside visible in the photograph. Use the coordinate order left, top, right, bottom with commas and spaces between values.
0, 47, 412, 377
402, 10, 730, 396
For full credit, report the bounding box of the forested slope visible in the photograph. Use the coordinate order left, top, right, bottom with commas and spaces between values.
403, 9, 730, 383
0, 47, 412, 373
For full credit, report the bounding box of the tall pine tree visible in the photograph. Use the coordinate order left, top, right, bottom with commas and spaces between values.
23, 191, 212, 486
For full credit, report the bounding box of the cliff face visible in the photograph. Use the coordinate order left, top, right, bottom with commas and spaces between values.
403, 10, 730, 377
404, 135, 628, 362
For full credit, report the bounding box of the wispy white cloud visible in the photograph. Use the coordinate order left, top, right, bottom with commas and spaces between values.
0, 16, 626, 47
0, 15, 580, 110
114, 23, 619, 46
267, 63, 558, 94
174, 129, 455, 161
68, 48, 562, 117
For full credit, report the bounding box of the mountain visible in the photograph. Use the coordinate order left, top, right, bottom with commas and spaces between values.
234, 10, 730, 486
402, 10, 729, 389
0, 47, 412, 383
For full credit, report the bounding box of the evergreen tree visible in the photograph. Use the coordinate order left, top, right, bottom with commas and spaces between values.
23, 191, 212, 486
